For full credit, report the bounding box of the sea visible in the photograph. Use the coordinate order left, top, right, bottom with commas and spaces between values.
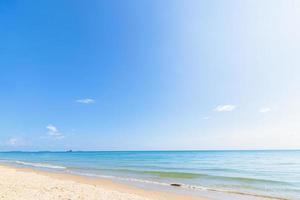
0, 150, 299, 200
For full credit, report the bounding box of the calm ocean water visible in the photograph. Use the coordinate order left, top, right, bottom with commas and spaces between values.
0, 150, 299, 200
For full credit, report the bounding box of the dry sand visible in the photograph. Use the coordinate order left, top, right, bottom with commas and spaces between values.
0, 165, 207, 200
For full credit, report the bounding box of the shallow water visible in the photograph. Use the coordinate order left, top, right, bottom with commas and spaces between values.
0, 150, 299, 199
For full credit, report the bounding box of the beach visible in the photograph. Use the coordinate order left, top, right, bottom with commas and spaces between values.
0, 165, 206, 200
0, 151, 298, 200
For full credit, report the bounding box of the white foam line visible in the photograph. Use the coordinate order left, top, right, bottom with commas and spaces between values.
69, 171, 287, 200
15, 161, 66, 170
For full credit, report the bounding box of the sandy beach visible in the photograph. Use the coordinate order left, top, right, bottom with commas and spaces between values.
0, 165, 206, 200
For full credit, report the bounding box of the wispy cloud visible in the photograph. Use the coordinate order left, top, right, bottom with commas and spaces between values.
202, 116, 211, 120
214, 104, 236, 112
76, 98, 95, 104
46, 124, 65, 139
6, 137, 24, 146
259, 107, 271, 113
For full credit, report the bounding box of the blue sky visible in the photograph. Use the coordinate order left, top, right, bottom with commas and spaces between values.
0, 0, 299, 150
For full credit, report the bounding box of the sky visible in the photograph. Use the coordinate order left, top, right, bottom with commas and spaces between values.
0, 0, 300, 151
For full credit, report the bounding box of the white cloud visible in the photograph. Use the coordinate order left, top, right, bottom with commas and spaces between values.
76, 98, 95, 104
202, 116, 211, 120
214, 105, 236, 112
6, 137, 24, 146
46, 124, 58, 133
259, 107, 271, 113
46, 124, 65, 139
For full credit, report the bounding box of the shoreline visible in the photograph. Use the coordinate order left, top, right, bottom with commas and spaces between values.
0, 164, 207, 200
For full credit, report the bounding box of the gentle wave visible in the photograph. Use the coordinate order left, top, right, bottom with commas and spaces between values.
70, 171, 171, 186
68, 167, 290, 185
14, 161, 67, 170
67, 166, 291, 186
143, 171, 201, 178
142, 170, 291, 185
113, 169, 290, 186
70, 171, 288, 200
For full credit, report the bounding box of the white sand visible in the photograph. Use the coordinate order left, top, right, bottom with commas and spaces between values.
0, 165, 206, 200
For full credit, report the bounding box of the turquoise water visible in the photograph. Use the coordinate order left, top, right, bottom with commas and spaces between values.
0, 150, 299, 199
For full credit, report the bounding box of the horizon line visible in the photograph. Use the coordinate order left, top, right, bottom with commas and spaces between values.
0, 149, 299, 153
